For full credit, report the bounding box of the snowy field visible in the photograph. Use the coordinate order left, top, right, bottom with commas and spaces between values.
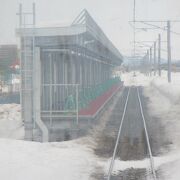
144, 71, 180, 180
0, 70, 180, 180
0, 138, 101, 180
0, 104, 103, 180
0, 104, 24, 139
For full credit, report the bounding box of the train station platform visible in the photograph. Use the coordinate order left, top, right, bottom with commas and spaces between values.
79, 82, 123, 117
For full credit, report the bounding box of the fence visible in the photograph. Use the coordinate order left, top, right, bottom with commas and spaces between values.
41, 77, 121, 125
41, 84, 79, 125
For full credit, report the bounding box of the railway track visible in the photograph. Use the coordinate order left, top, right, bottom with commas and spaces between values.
106, 86, 157, 180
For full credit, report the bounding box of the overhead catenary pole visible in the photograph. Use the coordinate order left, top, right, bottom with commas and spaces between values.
167, 20, 171, 82
19, 3, 22, 27
158, 34, 161, 76
133, 0, 136, 57
154, 42, 156, 76
132, 0, 137, 72
33, 3, 36, 25
131, 18, 180, 81
147, 50, 150, 76
32, 3, 36, 128
18, 3, 23, 122
150, 47, 152, 76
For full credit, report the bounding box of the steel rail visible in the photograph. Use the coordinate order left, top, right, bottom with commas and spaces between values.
107, 87, 131, 180
137, 87, 157, 180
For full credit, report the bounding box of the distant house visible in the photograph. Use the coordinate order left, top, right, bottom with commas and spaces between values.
0, 45, 20, 93
0, 45, 19, 82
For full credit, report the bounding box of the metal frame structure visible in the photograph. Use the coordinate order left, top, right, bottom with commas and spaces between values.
17, 6, 123, 141
17, 3, 36, 140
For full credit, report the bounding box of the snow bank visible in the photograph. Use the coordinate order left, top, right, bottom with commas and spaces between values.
121, 71, 153, 87
144, 71, 180, 148
150, 71, 180, 103
160, 159, 180, 180
0, 138, 99, 180
0, 103, 104, 180
0, 104, 24, 139
142, 71, 180, 180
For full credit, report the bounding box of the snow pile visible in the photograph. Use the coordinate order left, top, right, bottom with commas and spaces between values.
121, 71, 153, 87
0, 138, 99, 180
143, 71, 180, 180
0, 88, 119, 180
144, 71, 180, 148
150, 71, 180, 103
160, 159, 180, 180
0, 104, 24, 139
0, 103, 102, 180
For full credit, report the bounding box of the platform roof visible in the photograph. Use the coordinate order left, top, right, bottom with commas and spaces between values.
17, 9, 123, 64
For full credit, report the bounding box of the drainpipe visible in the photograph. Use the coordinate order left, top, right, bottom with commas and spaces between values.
33, 47, 49, 142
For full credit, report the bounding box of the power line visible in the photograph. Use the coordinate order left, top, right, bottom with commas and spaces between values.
133, 20, 180, 23
170, 30, 180, 36
140, 21, 167, 31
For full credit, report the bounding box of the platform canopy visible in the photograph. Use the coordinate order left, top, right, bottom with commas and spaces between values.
17, 9, 123, 66
71, 9, 123, 65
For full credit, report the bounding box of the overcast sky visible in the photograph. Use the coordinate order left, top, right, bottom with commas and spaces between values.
0, 0, 180, 59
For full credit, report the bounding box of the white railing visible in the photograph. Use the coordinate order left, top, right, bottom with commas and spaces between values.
41, 84, 79, 125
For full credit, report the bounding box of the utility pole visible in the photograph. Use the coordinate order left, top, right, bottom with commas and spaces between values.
154, 42, 156, 76
147, 50, 150, 76
167, 20, 171, 82
133, 0, 136, 57
33, 3, 36, 25
158, 34, 161, 76
19, 3, 22, 27
130, 19, 179, 82
150, 47, 152, 76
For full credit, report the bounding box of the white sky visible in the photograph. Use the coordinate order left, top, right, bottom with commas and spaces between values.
0, 0, 180, 59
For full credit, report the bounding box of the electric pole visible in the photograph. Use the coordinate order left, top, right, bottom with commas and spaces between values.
133, 0, 136, 57
158, 34, 161, 76
150, 47, 152, 76
167, 20, 171, 82
154, 42, 156, 76
147, 50, 150, 76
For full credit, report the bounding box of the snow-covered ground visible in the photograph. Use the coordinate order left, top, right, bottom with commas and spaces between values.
121, 71, 153, 87
104, 151, 180, 176
0, 138, 101, 180
0, 104, 24, 139
0, 70, 180, 180
144, 72, 180, 180
0, 104, 103, 180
